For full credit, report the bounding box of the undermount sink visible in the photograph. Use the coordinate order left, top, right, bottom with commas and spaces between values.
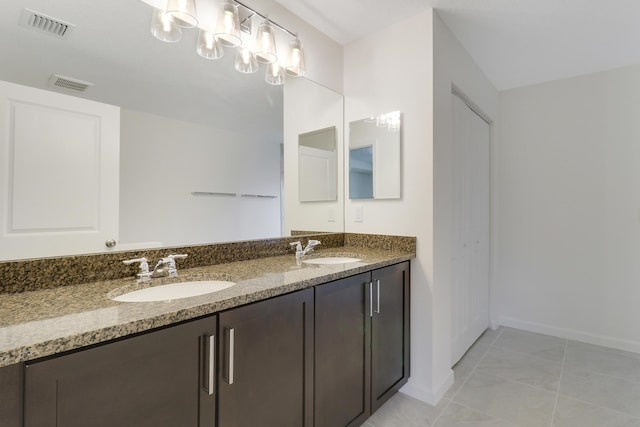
112, 280, 236, 302
302, 257, 362, 265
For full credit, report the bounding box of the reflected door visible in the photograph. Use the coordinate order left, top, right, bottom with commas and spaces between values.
0, 80, 119, 260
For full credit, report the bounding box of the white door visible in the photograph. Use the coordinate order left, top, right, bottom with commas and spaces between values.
451, 94, 491, 365
0, 80, 119, 260
298, 145, 336, 202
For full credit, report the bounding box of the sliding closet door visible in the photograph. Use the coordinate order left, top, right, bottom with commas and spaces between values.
451, 94, 490, 365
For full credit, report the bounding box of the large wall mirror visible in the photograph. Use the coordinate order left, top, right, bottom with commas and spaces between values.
349, 111, 401, 200
0, 0, 344, 260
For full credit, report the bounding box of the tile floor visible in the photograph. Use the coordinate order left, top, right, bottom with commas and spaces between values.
364, 327, 640, 427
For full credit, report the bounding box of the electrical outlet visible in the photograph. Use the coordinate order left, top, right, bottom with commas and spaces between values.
328, 208, 335, 222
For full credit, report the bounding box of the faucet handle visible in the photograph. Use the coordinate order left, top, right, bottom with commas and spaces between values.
123, 257, 149, 270
123, 257, 150, 283
161, 254, 188, 263
162, 254, 188, 277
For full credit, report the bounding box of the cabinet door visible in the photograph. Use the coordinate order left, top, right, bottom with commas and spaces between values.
218, 288, 313, 427
315, 272, 371, 427
371, 262, 410, 412
0, 363, 23, 427
24, 317, 216, 427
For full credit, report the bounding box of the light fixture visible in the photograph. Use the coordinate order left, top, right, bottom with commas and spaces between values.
265, 61, 285, 85
147, 1, 307, 84
216, 0, 242, 48
150, 8, 182, 43
166, 0, 198, 28
255, 20, 277, 64
285, 36, 306, 77
197, 29, 223, 59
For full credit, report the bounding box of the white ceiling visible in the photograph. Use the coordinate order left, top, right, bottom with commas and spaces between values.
275, 0, 640, 90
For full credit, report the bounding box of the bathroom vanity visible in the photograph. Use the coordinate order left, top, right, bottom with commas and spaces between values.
0, 234, 413, 427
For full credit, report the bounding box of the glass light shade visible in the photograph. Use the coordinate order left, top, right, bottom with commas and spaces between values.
265, 62, 285, 85
166, 0, 198, 28
255, 20, 278, 64
150, 8, 182, 43
215, 0, 242, 48
234, 47, 258, 73
285, 37, 306, 77
197, 30, 223, 59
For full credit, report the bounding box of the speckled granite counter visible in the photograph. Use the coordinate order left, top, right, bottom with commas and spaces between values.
0, 243, 414, 367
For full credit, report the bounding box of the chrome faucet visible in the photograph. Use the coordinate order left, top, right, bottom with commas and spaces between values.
123, 254, 188, 283
290, 239, 321, 260
151, 254, 188, 278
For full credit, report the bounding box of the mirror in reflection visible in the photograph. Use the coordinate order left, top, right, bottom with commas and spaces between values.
0, 0, 344, 260
298, 127, 337, 202
349, 111, 401, 200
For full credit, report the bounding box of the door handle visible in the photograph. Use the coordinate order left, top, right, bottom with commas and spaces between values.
369, 282, 373, 317
203, 334, 215, 395
226, 328, 235, 385
375, 279, 381, 314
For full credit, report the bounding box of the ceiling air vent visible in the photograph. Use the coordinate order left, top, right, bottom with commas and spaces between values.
20, 8, 75, 39
48, 74, 93, 92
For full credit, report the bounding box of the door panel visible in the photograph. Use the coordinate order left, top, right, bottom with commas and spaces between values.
24, 317, 216, 427
371, 262, 410, 412
315, 272, 371, 427
451, 94, 490, 364
217, 289, 313, 427
0, 80, 119, 260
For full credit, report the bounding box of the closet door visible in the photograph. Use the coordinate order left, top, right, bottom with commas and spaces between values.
0, 80, 119, 260
451, 94, 490, 365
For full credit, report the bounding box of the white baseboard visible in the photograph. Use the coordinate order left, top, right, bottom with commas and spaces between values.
498, 316, 640, 354
400, 369, 454, 406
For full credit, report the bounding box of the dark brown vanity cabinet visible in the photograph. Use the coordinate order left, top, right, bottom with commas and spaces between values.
314, 262, 410, 427
23, 316, 217, 427
217, 288, 314, 427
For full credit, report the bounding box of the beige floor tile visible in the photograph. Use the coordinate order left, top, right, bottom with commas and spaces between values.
476, 347, 562, 391
453, 371, 556, 427
366, 392, 448, 427
493, 328, 566, 362
559, 366, 640, 418
564, 341, 640, 382
433, 402, 519, 427
553, 395, 640, 427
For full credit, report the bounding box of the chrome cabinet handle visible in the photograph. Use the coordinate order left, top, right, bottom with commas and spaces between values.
227, 328, 235, 385
369, 282, 373, 318
204, 335, 215, 395
375, 279, 381, 314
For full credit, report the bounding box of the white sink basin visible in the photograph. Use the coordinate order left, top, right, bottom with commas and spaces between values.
112, 280, 236, 302
303, 257, 362, 265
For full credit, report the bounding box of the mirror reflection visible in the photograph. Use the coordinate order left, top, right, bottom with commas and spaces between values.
298, 127, 337, 202
349, 111, 402, 200
0, 0, 343, 260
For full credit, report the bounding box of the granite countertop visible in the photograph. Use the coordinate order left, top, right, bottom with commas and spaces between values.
0, 246, 413, 368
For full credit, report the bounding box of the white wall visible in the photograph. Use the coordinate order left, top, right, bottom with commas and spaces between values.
344, 9, 437, 402
494, 64, 640, 352
343, 9, 498, 404
432, 12, 499, 400
283, 77, 344, 234
120, 109, 281, 247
